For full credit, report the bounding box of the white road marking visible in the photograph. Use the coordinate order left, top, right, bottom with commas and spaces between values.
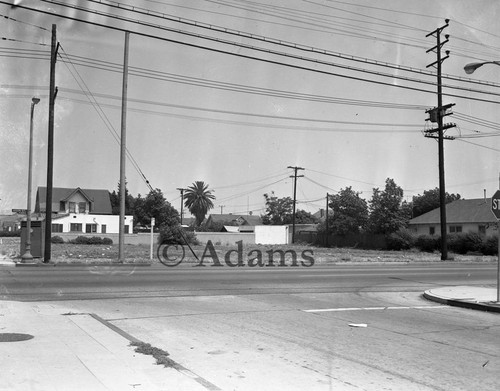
303, 305, 448, 312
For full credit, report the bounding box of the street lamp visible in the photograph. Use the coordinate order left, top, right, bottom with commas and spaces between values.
464, 61, 500, 74
21, 97, 40, 261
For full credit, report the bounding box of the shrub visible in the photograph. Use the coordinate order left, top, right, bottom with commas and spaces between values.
51, 235, 64, 244
0, 231, 21, 237
386, 229, 416, 251
102, 237, 113, 245
448, 232, 483, 255
159, 224, 198, 245
415, 234, 440, 252
70, 236, 108, 245
88, 236, 104, 245
481, 235, 498, 255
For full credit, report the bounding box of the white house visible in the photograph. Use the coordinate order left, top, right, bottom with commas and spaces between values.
34, 187, 133, 234
408, 198, 498, 236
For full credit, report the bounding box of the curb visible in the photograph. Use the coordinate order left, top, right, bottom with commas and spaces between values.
423, 291, 500, 313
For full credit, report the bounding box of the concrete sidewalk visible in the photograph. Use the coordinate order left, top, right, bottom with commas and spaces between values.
424, 286, 500, 313
0, 301, 209, 391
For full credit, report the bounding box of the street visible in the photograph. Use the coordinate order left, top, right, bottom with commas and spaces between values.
1, 263, 499, 390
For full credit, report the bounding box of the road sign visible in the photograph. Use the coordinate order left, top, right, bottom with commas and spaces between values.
12, 209, 28, 214
491, 190, 500, 219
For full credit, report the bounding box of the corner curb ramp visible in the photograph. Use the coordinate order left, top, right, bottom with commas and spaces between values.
424, 288, 500, 313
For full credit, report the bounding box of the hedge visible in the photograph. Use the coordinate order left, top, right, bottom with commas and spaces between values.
69, 236, 113, 245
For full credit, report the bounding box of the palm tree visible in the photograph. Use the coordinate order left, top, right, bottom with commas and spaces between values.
184, 181, 215, 226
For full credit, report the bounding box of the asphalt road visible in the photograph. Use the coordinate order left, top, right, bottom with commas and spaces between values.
0, 262, 495, 301
1, 263, 499, 390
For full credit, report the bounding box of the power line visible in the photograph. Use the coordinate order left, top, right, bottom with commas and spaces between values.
3, 2, 500, 105
57, 0, 500, 90
57, 44, 154, 192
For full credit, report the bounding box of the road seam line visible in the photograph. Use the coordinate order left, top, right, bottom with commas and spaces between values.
89, 313, 222, 391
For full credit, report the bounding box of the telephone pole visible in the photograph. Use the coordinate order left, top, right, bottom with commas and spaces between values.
425, 19, 455, 261
177, 188, 186, 225
43, 24, 58, 263
288, 166, 304, 244
118, 31, 130, 262
325, 192, 329, 247
219, 205, 225, 214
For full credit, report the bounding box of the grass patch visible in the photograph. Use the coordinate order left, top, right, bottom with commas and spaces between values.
130, 341, 179, 369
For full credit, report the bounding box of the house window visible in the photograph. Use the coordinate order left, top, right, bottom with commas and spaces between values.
429, 226, 435, 235
85, 224, 97, 233
478, 225, 486, 235
70, 223, 82, 232
69, 202, 76, 213
124, 225, 130, 234
449, 225, 462, 233
59, 202, 66, 212
101, 225, 106, 234
78, 202, 87, 214
52, 224, 63, 233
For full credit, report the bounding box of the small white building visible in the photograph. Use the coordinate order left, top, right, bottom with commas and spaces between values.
34, 187, 133, 234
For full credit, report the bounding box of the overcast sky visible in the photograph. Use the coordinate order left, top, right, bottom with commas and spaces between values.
1, 0, 499, 218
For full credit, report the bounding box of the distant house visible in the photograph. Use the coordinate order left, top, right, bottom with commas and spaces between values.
408, 198, 497, 236
0, 213, 22, 232
204, 213, 263, 232
34, 187, 133, 234
313, 209, 326, 221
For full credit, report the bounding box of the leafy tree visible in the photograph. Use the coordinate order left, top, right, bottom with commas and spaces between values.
261, 192, 294, 225
412, 188, 461, 218
109, 181, 134, 215
142, 189, 179, 227
322, 186, 368, 235
368, 178, 407, 234
295, 210, 319, 224
184, 181, 215, 227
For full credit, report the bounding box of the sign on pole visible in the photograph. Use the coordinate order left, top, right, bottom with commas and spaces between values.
491, 190, 500, 219
491, 190, 500, 303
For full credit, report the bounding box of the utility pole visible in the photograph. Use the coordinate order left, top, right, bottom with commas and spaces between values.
425, 19, 455, 261
177, 188, 186, 225
288, 166, 304, 244
118, 31, 130, 262
325, 192, 329, 248
43, 24, 58, 263
219, 205, 225, 214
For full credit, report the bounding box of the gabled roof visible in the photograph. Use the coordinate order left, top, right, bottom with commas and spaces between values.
60, 187, 93, 202
409, 198, 496, 225
207, 214, 262, 226
36, 187, 112, 214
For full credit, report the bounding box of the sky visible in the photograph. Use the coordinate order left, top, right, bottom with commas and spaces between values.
1, 0, 499, 220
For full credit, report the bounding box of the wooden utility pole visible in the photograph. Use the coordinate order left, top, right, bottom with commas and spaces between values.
425, 19, 455, 261
118, 31, 130, 262
288, 166, 304, 244
43, 24, 57, 263
325, 193, 329, 247
177, 188, 186, 225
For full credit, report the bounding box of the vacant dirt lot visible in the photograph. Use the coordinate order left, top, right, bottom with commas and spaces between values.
0, 237, 496, 265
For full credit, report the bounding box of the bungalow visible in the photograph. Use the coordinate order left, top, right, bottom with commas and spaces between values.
408, 198, 498, 236
34, 187, 133, 234
204, 213, 263, 232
